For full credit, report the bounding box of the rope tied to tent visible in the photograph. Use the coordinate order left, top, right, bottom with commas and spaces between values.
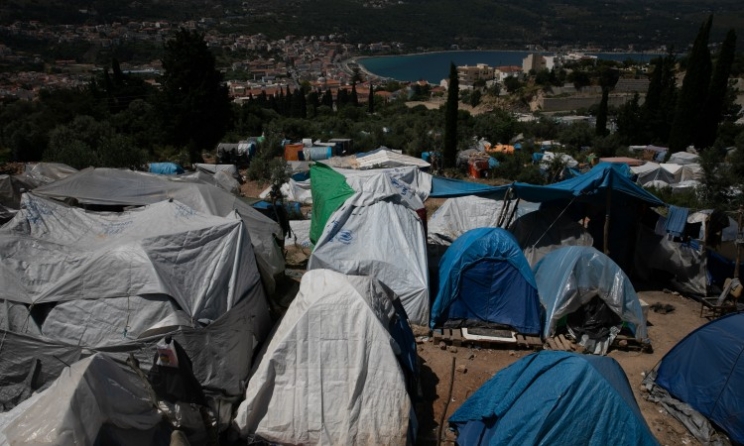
530, 194, 579, 250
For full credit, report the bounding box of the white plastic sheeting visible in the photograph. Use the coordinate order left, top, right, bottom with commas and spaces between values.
427, 195, 534, 245
234, 270, 412, 445
287, 219, 313, 249
31, 167, 285, 292
259, 178, 313, 204
534, 246, 649, 343
1, 354, 162, 446
540, 151, 579, 170
509, 207, 594, 266
332, 165, 432, 205
308, 190, 430, 325
668, 152, 700, 165
0, 194, 262, 322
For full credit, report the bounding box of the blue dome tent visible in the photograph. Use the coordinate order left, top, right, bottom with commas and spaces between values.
429, 228, 542, 335
645, 312, 744, 445
449, 351, 659, 446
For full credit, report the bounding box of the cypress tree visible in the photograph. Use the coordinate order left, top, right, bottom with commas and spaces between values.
368, 84, 375, 113
669, 15, 713, 151
350, 83, 359, 106
337, 88, 349, 109
443, 62, 459, 168
321, 89, 333, 108
696, 29, 737, 148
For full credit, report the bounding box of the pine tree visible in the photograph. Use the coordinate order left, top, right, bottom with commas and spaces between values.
443, 62, 459, 168
669, 15, 713, 151
696, 29, 737, 148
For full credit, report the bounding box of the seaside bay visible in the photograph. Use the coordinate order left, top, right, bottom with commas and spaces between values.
357, 50, 661, 83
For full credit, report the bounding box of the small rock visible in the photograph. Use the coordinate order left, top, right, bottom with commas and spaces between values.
439, 342, 447, 350
448, 346, 458, 353
416, 336, 429, 344
456, 364, 468, 374
467, 354, 475, 360
509, 350, 515, 356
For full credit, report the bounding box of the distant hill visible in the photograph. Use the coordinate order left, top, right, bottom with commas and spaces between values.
2, 0, 743, 51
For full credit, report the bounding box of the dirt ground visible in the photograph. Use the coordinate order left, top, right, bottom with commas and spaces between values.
413, 287, 709, 446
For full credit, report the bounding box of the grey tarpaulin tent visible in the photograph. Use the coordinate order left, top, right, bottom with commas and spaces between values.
32, 167, 285, 293
0, 195, 272, 426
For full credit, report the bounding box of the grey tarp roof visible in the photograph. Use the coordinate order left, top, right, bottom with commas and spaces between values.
31, 167, 285, 292
0, 194, 261, 322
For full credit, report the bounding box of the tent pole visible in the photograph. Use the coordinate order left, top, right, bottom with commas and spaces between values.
735, 207, 743, 279
603, 189, 611, 256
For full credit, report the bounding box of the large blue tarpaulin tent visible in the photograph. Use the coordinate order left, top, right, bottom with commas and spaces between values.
449, 351, 659, 446
429, 176, 506, 198
429, 228, 542, 335
651, 312, 744, 444
508, 163, 665, 272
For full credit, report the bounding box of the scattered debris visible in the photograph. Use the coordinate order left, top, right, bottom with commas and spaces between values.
651, 303, 675, 314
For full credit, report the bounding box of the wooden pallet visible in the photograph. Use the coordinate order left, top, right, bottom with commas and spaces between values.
432, 328, 543, 349
543, 334, 581, 352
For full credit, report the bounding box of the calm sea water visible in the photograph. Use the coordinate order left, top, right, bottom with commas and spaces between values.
357, 51, 660, 83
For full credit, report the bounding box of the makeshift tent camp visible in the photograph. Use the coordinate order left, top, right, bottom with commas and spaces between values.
308, 187, 430, 325
0, 195, 272, 420
32, 167, 285, 293
533, 246, 649, 354
259, 177, 312, 204
644, 312, 744, 445
430, 228, 542, 335
354, 148, 431, 169
0, 354, 165, 446
509, 206, 594, 265
192, 163, 242, 194
449, 351, 659, 446
427, 195, 535, 246
235, 269, 416, 445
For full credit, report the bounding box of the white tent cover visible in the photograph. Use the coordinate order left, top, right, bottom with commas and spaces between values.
234, 269, 412, 445
427, 195, 534, 245
308, 190, 430, 325
259, 178, 312, 204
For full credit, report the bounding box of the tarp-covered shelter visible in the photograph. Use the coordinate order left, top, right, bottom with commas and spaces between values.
0, 163, 78, 210
644, 312, 744, 445
148, 162, 184, 175
308, 186, 430, 325
0, 354, 164, 446
533, 246, 649, 354
430, 228, 542, 335
193, 163, 242, 194
32, 167, 285, 292
509, 206, 594, 265
449, 351, 659, 446
0, 194, 272, 421
509, 163, 665, 272
428, 176, 505, 199
308, 163, 430, 245
234, 269, 416, 445
427, 195, 534, 246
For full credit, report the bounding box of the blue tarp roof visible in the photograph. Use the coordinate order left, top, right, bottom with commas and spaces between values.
533, 246, 648, 340
655, 312, 744, 444
511, 162, 664, 207
449, 351, 659, 446
429, 176, 507, 199
430, 228, 541, 334
148, 162, 185, 175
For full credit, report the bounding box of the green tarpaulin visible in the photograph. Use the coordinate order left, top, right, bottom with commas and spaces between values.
309, 163, 355, 244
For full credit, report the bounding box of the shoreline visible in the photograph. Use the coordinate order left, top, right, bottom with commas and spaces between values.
347, 48, 665, 83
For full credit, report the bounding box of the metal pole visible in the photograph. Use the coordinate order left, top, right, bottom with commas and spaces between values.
603, 188, 611, 256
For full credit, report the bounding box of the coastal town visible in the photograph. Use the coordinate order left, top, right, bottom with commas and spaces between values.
0, 17, 668, 107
